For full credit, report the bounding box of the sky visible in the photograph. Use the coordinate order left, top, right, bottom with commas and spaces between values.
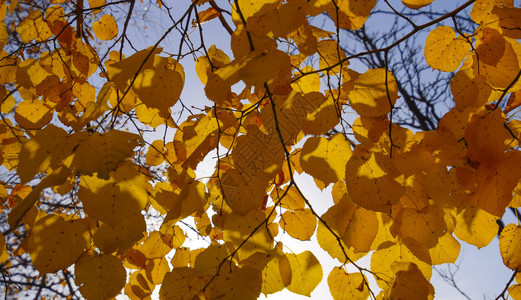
117, 0, 520, 299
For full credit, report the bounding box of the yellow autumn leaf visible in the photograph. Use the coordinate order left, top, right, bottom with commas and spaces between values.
300, 134, 352, 187
428, 232, 461, 265
16, 10, 52, 43
450, 68, 492, 109
316, 219, 368, 263
195, 45, 231, 85
345, 150, 404, 212
8, 167, 71, 230
473, 28, 521, 90
160, 267, 209, 299
78, 163, 148, 225
17, 124, 71, 183
291, 66, 320, 93
28, 214, 90, 274
387, 262, 435, 300
279, 208, 317, 241
282, 251, 323, 296
395, 204, 447, 249
75, 252, 126, 300
106, 46, 162, 91
204, 266, 262, 299
401, 0, 434, 9
499, 224, 521, 270
328, 268, 369, 300
322, 195, 379, 253
193, 244, 230, 275
133, 55, 184, 113
261, 254, 289, 295
232, 0, 281, 22
205, 49, 290, 105
0, 234, 7, 264
71, 130, 142, 179
141, 231, 173, 259
371, 239, 432, 289
454, 207, 498, 249
317, 40, 346, 74
327, 0, 376, 30
14, 99, 53, 130
425, 26, 470, 72
94, 220, 146, 254
162, 180, 207, 225
223, 211, 273, 259
92, 14, 118, 40
348, 68, 399, 118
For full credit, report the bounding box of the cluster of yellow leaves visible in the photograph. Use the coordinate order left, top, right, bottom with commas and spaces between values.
1, 0, 521, 299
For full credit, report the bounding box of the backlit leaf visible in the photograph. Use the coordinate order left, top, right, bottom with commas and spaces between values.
401, 0, 435, 9
348, 68, 398, 118
300, 134, 352, 187
345, 150, 404, 212
425, 26, 470, 72
328, 268, 369, 300
92, 14, 118, 40
499, 224, 521, 270
28, 214, 90, 274
279, 208, 316, 241
75, 251, 126, 300
282, 251, 323, 296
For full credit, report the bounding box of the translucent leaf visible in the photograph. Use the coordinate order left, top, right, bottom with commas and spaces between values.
159, 267, 209, 300
470, 151, 521, 217
322, 186, 378, 253
371, 240, 432, 288
193, 244, 229, 275
345, 150, 404, 212
328, 268, 369, 300
205, 49, 290, 105
300, 134, 352, 187
395, 204, 447, 249
450, 69, 491, 109
92, 14, 118, 40
473, 28, 521, 90
17, 124, 71, 183
327, 0, 376, 30
133, 55, 184, 113
233, 0, 281, 22
401, 0, 434, 9
282, 251, 323, 296
8, 167, 71, 230
15, 99, 53, 130
348, 68, 399, 118
205, 266, 262, 299
71, 130, 142, 179
428, 232, 461, 265
28, 214, 90, 274
424, 26, 470, 72
316, 219, 367, 263
0, 233, 7, 264
261, 254, 288, 295
141, 231, 173, 259
317, 40, 346, 74
106, 46, 162, 91
75, 252, 126, 300
279, 208, 317, 241
388, 262, 434, 300
499, 224, 521, 269
16, 10, 52, 43
454, 207, 498, 249
162, 180, 207, 224
465, 105, 508, 167
223, 211, 273, 259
